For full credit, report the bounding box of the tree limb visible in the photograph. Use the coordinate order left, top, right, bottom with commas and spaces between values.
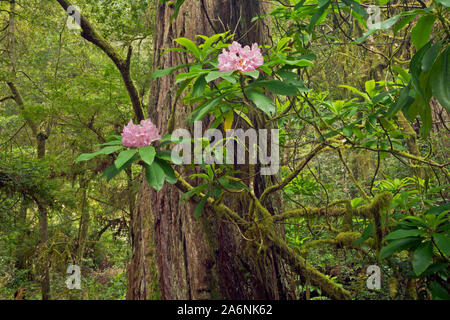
54, 0, 145, 122
259, 142, 327, 204
0, 95, 13, 103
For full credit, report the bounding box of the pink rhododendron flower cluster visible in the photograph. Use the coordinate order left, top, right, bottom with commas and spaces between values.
121, 119, 161, 147
218, 41, 264, 72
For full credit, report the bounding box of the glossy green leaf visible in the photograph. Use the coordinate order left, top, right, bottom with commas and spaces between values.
245, 88, 275, 116
308, 0, 330, 32
240, 70, 260, 79
342, 0, 368, 18
144, 161, 166, 191
425, 202, 450, 215
410, 41, 432, 102
429, 281, 450, 300
155, 158, 177, 184
168, 0, 186, 22
199, 33, 223, 57
353, 222, 374, 245
433, 233, 450, 256
139, 146, 156, 166
412, 241, 434, 275
152, 64, 189, 79
281, 58, 314, 67
101, 155, 139, 181
356, 14, 402, 43
101, 165, 121, 182
115, 149, 137, 169
379, 237, 421, 259
76, 146, 123, 162
189, 94, 224, 123
205, 70, 234, 82
411, 15, 436, 50
192, 75, 207, 98
276, 37, 293, 52
194, 194, 208, 219
421, 263, 449, 277
422, 41, 442, 72
383, 229, 425, 242
294, 0, 307, 10
174, 37, 201, 59
430, 48, 450, 111
342, 126, 353, 138
393, 14, 417, 34
435, 0, 450, 6
339, 85, 370, 101
257, 80, 298, 96
365, 80, 376, 97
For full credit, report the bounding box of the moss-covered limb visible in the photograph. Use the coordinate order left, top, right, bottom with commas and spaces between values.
349, 192, 393, 218
247, 190, 273, 220
298, 239, 336, 254
175, 172, 353, 299
274, 200, 350, 222
55, 0, 145, 122
270, 233, 352, 300
338, 149, 370, 200
335, 232, 361, 247
298, 232, 376, 256
259, 142, 328, 204
352, 192, 393, 252
342, 200, 354, 231
174, 171, 248, 225
0, 95, 14, 103
174, 172, 387, 300
309, 224, 340, 234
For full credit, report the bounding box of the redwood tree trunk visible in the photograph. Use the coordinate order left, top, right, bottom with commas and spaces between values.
128, 0, 294, 300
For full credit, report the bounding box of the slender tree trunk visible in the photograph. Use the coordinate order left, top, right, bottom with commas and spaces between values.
127, 0, 294, 300
37, 134, 50, 300
37, 199, 50, 300
7, 0, 51, 300
15, 202, 28, 270
76, 175, 90, 264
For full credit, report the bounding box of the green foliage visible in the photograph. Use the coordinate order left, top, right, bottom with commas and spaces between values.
1, 0, 449, 301
76, 134, 177, 191
379, 202, 449, 299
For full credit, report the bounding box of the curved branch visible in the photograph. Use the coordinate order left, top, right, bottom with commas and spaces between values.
54, 0, 145, 122
259, 142, 327, 204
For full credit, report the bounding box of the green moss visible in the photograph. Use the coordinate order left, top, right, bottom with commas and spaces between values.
336, 232, 361, 247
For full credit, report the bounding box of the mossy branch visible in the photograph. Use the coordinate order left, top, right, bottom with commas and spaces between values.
174, 171, 353, 300
270, 234, 352, 300
274, 200, 349, 222
6, 81, 38, 136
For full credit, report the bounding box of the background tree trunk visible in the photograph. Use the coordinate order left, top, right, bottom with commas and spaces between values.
127, 0, 294, 300
76, 174, 90, 264
7, 0, 50, 299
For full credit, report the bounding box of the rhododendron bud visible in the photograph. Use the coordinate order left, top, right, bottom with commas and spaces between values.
218, 41, 264, 72
121, 119, 161, 147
